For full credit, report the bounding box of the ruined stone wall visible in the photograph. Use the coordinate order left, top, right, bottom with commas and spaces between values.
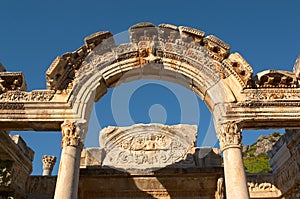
268, 129, 300, 199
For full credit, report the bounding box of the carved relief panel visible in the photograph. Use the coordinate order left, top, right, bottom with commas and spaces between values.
99, 124, 197, 172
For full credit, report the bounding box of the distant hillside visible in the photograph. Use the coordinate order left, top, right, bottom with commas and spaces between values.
242, 132, 281, 173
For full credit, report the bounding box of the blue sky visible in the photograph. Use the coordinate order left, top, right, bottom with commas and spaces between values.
1, 1, 300, 175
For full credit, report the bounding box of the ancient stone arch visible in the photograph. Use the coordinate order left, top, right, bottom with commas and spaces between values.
1, 22, 300, 199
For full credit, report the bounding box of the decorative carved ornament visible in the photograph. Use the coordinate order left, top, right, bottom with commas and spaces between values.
0, 160, 13, 187
46, 31, 113, 90
222, 53, 254, 88
0, 90, 55, 102
0, 72, 27, 94
42, 155, 56, 170
61, 120, 82, 148
100, 124, 197, 172
254, 70, 298, 88
47, 22, 257, 95
217, 122, 242, 150
248, 182, 277, 192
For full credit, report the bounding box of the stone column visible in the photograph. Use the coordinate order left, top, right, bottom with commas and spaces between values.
42, 155, 56, 176
54, 120, 84, 199
217, 122, 249, 199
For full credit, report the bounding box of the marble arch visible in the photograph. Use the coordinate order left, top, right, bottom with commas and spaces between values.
1, 22, 300, 199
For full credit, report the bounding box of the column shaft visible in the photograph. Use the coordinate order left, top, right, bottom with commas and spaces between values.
223, 147, 249, 199
54, 120, 84, 199
54, 145, 81, 199
218, 122, 249, 199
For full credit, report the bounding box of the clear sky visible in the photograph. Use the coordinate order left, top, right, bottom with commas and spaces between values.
1, 0, 300, 175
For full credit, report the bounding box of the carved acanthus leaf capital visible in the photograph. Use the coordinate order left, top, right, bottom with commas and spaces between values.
61, 120, 83, 148
217, 122, 242, 151
42, 155, 56, 170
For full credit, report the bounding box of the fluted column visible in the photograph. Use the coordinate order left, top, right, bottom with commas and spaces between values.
217, 122, 249, 199
54, 120, 85, 199
42, 155, 56, 176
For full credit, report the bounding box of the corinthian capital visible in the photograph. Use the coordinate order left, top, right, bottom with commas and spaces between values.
42, 155, 56, 170
61, 120, 83, 148
42, 155, 56, 176
217, 121, 242, 151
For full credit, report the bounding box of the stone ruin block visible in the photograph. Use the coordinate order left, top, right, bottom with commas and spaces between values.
80, 123, 222, 174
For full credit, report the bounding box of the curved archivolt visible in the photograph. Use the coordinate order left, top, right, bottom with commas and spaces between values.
48, 22, 254, 121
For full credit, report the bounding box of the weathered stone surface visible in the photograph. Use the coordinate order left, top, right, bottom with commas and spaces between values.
247, 173, 281, 198
268, 129, 300, 197
26, 176, 56, 199
99, 124, 197, 172
0, 72, 27, 94
0, 131, 33, 198
80, 124, 223, 172
254, 70, 298, 88
1, 23, 300, 199
42, 155, 56, 176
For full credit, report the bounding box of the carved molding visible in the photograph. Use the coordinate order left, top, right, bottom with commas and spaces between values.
222, 53, 254, 88
203, 35, 230, 62
243, 88, 300, 101
46, 31, 114, 90
50, 22, 256, 98
61, 120, 83, 148
0, 72, 27, 94
0, 90, 55, 102
254, 70, 298, 88
100, 124, 197, 172
217, 122, 242, 150
275, 143, 300, 193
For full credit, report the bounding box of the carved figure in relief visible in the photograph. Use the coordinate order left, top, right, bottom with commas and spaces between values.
217, 177, 225, 199
100, 124, 197, 171
106, 135, 188, 166
120, 134, 171, 151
